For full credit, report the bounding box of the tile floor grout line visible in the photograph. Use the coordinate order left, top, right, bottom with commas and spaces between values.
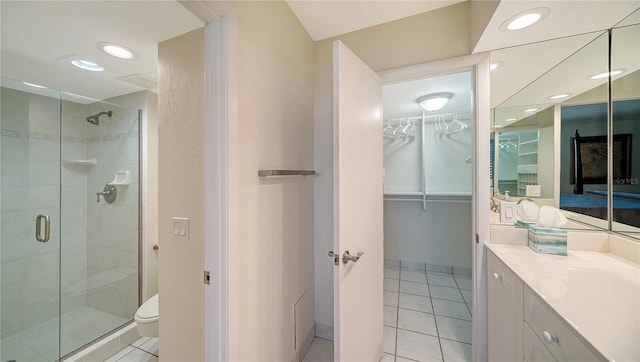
133, 344, 159, 357
453, 276, 473, 316
394, 284, 400, 359
425, 269, 446, 362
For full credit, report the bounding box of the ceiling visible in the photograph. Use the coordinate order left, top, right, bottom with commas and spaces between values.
0, 1, 203, 102
1, 0, 638, 109
285, 0, 464, 41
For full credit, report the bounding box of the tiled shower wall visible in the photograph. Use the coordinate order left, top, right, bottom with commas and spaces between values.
84, 100, 139, 319
1, 88, 62, 338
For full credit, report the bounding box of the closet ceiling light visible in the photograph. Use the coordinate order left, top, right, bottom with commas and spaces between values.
490, 62, 503, 71
98, 42, 139, 60
417, 92, 453, 112
71, 59, 104, 72
501, 8, 549, 31
589, 69, 625, 80
22, 81, 46, 89
549, 93, 571, 100
524, 108, 539, 113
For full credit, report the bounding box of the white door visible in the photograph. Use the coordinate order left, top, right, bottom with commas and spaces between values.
332, 40, 384, 361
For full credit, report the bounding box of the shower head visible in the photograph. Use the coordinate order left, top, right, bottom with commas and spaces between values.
86, 110, 112, 126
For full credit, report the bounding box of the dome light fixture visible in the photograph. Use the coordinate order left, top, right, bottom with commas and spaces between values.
417, 92, 453, 112
501, 8, 549, 31
71, 59, 104, 72
97, 42, 139, 60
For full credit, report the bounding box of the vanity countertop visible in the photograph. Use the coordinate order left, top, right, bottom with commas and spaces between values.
486, 243, 640, 362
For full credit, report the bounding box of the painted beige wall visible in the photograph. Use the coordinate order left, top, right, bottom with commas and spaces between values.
220, 2, 316, 360
316, 1, 472, 73
470, 0, 500, 51
158, 28, 205, 361
314, 1, 474, 337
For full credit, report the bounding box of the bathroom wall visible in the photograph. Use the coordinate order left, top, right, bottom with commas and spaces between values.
158, 2, 316, 361
314, 2, 474, 337
158, 28, 205, 362
224, 3, 315, 361
1, 87, 61, 338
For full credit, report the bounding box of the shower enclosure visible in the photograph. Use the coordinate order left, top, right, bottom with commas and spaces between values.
1, 78, 141, 361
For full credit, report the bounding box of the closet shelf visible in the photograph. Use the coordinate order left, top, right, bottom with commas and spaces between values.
258, 169, 316, 177
62, 158, 97, 167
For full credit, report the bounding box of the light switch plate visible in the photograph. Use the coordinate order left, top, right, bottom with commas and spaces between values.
172, 217, 189, 240
526, 185, 541, 197
500, 202, 517, 224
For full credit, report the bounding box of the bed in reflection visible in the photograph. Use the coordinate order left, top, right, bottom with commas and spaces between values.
560, 190, 640, 228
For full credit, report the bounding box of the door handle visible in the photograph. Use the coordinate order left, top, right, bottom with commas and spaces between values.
328, 250, 365, 265
35, 214, 50, 243
342, 250, 364, 264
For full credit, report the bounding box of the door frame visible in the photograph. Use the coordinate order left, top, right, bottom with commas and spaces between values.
378, 52, 491, 362
178, 1, 231, 361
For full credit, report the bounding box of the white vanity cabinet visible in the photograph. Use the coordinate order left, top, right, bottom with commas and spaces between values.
488, 248, 607, 362
523, 286, 606, 361
487, 251, 523, 361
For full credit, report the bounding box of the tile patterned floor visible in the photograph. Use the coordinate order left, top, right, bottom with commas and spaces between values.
383, 266, 473, 362
303, 266, 473, 362
105, 337, 159, 362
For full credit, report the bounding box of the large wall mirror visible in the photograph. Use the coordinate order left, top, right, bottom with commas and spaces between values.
489, 7, 640, 239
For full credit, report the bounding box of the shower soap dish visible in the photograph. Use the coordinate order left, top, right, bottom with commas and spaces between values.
108, 171, 130, 186
63, 158, 97, 167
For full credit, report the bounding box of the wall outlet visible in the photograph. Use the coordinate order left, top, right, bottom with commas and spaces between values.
526, 185, 541, 197
500, 201, 517, 224
172, 217, 189, 240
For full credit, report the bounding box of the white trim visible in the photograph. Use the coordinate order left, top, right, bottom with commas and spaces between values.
380, 52, 491, 362
179, 2, 230, 361
473, 52, 491, 362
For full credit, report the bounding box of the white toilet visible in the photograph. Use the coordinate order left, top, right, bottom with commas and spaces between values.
135, 294, 159, 337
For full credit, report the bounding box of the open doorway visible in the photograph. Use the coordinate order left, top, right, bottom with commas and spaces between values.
381, 69, 474, 361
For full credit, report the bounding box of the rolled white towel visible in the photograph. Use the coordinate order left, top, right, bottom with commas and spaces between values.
518, 200, 539, 222
536, 206, 568, 228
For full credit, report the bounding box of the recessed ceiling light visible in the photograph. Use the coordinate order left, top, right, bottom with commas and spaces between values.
549, 93, 571, 100
524, 108, 539, 113
71, 59, 104, 72
589, 69, 625, 80
417, 92, 453, 112
490, 62, 503, 71
505, 118, 517, 122
97, 42, 139, 60
22, 81, 47, 89
501, 8, 550, 31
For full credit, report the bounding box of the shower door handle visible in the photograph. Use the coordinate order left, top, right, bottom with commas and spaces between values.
35, 214, 50, 243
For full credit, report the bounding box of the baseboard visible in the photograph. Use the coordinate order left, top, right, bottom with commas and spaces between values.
385, 258, 472, 276
298, 325, 315, 361
314, 322, 334, 341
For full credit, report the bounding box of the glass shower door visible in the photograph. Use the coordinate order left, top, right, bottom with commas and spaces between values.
1, 78, 62, 361
59, 94, 140, 357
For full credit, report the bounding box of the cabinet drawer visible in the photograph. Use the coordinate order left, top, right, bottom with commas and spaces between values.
524, 322, 556, 362
523, 286, 606, 361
